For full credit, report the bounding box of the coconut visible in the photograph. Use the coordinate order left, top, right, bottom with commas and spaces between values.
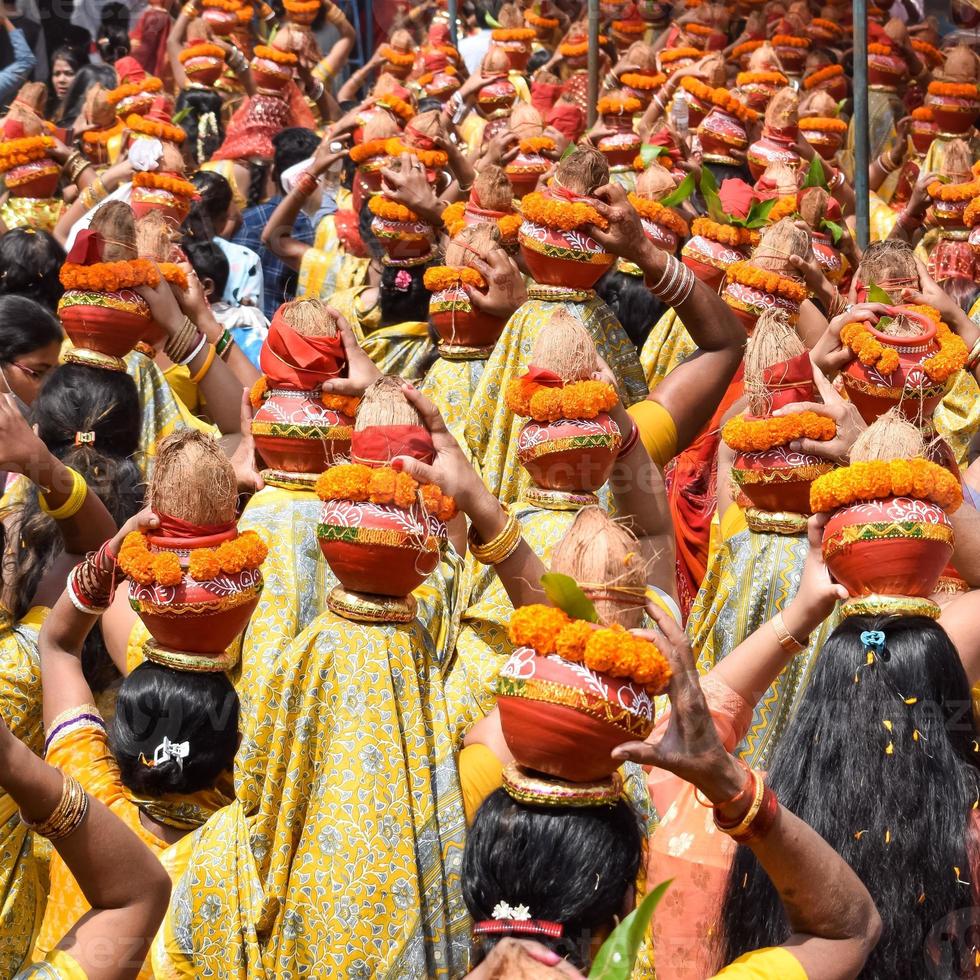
354, 376, 424, 430
372, 73, 403, 99
497, 2, 523, 27
696, 52, 726, 87
798, 186, 831, 229
940, 138, 973, 183
747, 42, 782, 72
82, 85, 116, 129
634, 163, 677, 199
552, 147, 609, 196
530, 307, 600, 381
744, 308, 806, 415
765, 87, 799, 131
883, 17, 908, 45
624, 41, 656, 72
849, 408, 926, 463
472, 164, 516, 211
482, 45, 512, 74
551, 506, 648, 629
445, 222, 502, 268
11, 81, 47, 117
149, 430, 238, 526
5, 102, 42, 138
389, 29, 414, 54
798, 88, 838, 118
279, 297, 339, 337
362, 112, 401, 143
405, 109, 443, 148
136, 209, 178, 262
750, 218, 811, 275
159, 140, 187, 175
186, 17, 212, 42
758, 161, 800, 198
89, 200, 138, 262
509, 103, 545, 141
856, 240, 918, 294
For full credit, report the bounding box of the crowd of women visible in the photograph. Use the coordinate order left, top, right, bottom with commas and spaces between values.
3, 0, 980, 976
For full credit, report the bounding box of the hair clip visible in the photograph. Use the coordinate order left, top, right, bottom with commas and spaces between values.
139, 736, 190, 769
473, 901, 564, 939
393, 269, 413, 291
860, 629, 886, 658
74, 431, 96, 446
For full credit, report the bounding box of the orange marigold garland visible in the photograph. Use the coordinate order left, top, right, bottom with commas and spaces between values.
927, 80, 980, 99
349, 139, 391, 164
923, 321, 969, 383
867, 42, 896, 56
384, 137, 449, 169
521, 190, 608, 231
722, 411, 836, 452
620, 72, 667, 90
107, 77, 163, 106
679, 77, 759, 122
560, 38, 607, 57
422, 265, 487, 291
315, 462, 457, 520
803, 64, 844, 89
132, 171, 198, 198
119, 529, 268, 585
928, 178, 980, 202
441, 200, 466, 236
159, 263, 189, 291
380, 45, 416, 67
810, 459, 963, 513
82, 121, 124, 146
731, 40, 764, 59
964, 197, 980, 227
525, 9, 559, 28
0, 135, 54, 173
725, 261, 808, 303
498, 213, 522, 241
659, 46, 701, 64
249, 375, 268, 409
376, 94, 415, 121
766, 197, 798, 222
911, 39, 943, 64
249, 374, 359, 414
368, 195, 421, 224
491, 26, 536, 41
178, 42, 226, 63
840, 320, 900, 375
628, 193, 689, 236
799, 116, 848, 133
912, 105, 934, 122
612, 19, 646, 33
253, 44, 298, 65
597, 93, 644, 116
772, 34, 810, 48
810, 16, 843, 33
691, 217, 760, 247
736, 70, 789, 87
519, 136, 558, 154
127, 114, 186, 144
60, 258, 161, 292
505, 377, 618, 420
508, 604, 672, 692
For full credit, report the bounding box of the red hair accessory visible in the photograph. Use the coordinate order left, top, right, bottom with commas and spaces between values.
394, 269, 412, 291
474, 902, 564, 939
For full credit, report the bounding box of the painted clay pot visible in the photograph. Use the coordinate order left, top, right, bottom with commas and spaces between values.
722, 280, 801, 333
519, 216, 615, 290
252, 389, 353, 477
773, 41, 808, 74
803, 71, 847, 102
911, 115, 939, 154
969, 224, 980, 255
823, 495, 953, 601
130, 530, 263, 658
799, 122, 845, 161
811, 230, 843, 284
370, 213, 436, 260
732, 445, 834, 515
4, 158, 59, 199
698, 107, 748, 165
113, 90, 157, 116
505, 151, 550, 198
429, 287, 506, 351
424, 71, 460, 102
251, 55, 293, 93
924, 92, 980, 136
867, 49, 905, 89
841, 308, 947, 423
680, 89, 710, 128
681, 234, 751, 292
517, 414, 622, 493
477, 75, 517, 119
183, 52, 225, 86
58, 289, 152, 370
493, 38, 532, 72
641, 215, 680, 254
496, 646, 656, 782
131, 184, 192, 227
662, 53, 699, 76
747, 127, 801, 181
596, 118, 642, 168
202, 6, 239, 34
317, 497, 443, 597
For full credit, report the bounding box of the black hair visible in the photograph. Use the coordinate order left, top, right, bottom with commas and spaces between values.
417, 96, 445, 114
527, 47, 553, 73
110, 662, 239, 796
359, 197, 383, 260
185, 240, 230, 301
0, 295, 63, 364
702, 161, 752, 187
16, 365, 143, 690
47, 46, 86, 117
175, 88, 225, 168
720, 616, 980, 979
185, 170, 234, 241
942, 276, 980, 316
97, 2, 131, 63
271, 127, 320, 194
463, 789, 643, 969
246, 160, 270, 208
0, 231, 66, 312
57, 62, 118, 127
595, 269, 665, 350
379, 261, 433, 325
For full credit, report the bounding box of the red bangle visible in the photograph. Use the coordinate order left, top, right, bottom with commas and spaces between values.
694, 758, 752, 809
729, 785, 780, 843
295, 170, 319, 197
618, 418, 640, 458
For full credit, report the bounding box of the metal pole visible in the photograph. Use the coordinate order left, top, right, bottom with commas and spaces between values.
448, 0, 459, 48
587, 0, 599, 128
853, 0, 870, 249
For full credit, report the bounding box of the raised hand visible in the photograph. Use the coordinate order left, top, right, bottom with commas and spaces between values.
586, 183, 650, 266
808, 302, 890, 379
463, 250, 527, 319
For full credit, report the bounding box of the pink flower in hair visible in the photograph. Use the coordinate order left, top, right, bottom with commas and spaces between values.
394, 269, 412, 291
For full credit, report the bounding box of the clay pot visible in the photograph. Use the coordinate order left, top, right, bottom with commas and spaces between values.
640, 215, 680, 254
773, 41, 809, 74
251, 55, 293, 93
370, 213, 436, 260
596, 115, 642, 167
494, 38, 532, 72
202, 7, 239, 34
800, 122, 845, 161
680, 89, 710, 128
477, 75, 517, 118
183, 53, 225, 86
823, 495, 953, 601
924, 92, 980, 136
429, 287, 507, 351
252, 389, 353, 476
497, 646, 657, 782
637, 0, 670, 22
317, 497, 443, 597
681, 234, 751, 292
130, 530, 263, 658
698, 106, 748, 164
517, 414, 622, 493
804, 72, 847, 102
732, 445, 833, 514
519, 213, 615, 290
4, 158, 60, 199
505, 151, 550, 198
58, 289, 152, 370
131, 185, 192, 228
841, 307, 948, 423
811, 230, 843, 283
722, 280, 801, 334
911, 115, 939, 154
747, 127, 801, 181
969, 224, 980, 255
867, 49, 905, 89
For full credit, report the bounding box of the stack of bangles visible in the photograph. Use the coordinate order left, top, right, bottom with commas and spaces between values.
875, 150, 902, 174
313, 57, 335, 82
63, 149, 91, 185
165, 316, 224, 381
895, 207, 922, 235
827, 289, 850, 318
79, 176, 109, 212
295, 170, 320, 197
698, 763, 780, 844
67, 540, 123, 615
966, 336, 980, 372
645, 254, 695, 307
21, 772, 90, 840
469, 506, 522, 565
226, 46, 248, 75
39, 467, 88, 521
771, 610, 808, 654
618, 418, 639, 458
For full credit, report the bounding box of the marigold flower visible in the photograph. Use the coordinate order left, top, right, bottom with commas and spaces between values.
60, 258, 161, 293
529, 387, 564, 421
349, 139, 391, 164
216, 539, 247, 574
799, 117, 848, 134
725, 261, 807, 303
441, 200, 466, 236
189, 549, 222, 581
126, 114, 185, 145
423, 265, 486, 292
132, 171, 198, 198
250, 376, 269, 410
583, 625, 624, 673
620, 72, 666, 91
384, 138, 449, 169
152, 551, 184, 587
0, 135, 55, 173
927, 80, 980, 100
722, 411, 836, 453
690, 217, 760, 248
491, 26, 536, 41
320, 392, 360, 416
508, 604, 571, 653
928, 178, 980, 203
628, 193, 690, 236
556, 619, 593, 662
810, 458, 962, 513
368, 195, 421, 224
521, 191, 608, 231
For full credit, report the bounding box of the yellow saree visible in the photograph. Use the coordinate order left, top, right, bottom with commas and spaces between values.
160, 612, 469, 978
0, 608, 46, 977
419, 355, 490, 459
463, 290, 648, 504
298, 190, 372, 300
639, 308, 697, 391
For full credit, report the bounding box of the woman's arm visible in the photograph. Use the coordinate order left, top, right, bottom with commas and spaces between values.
0, 718, 170, 980
54, 157, 135, 245
166, 4, 194, 90
614, 607, 881, 980
317, 0, 356, 79
336, 49, 384, 102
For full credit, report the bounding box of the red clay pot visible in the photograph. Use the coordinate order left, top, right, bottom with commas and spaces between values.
5, 159, 59, 199
519, 217, 615, 290
732, 446, 833, 514
924, 92, 980, 136
681, 235, 751, 292
58, 290, 152, 362
867, 50, 905, 89
911, 116, 939, 154
429, 287, 506, 350
747, 127, 801, 181
252, 389, 353, 475
517, 414, 622, 493
698, 106, 749, 164
722, 280, 801, 334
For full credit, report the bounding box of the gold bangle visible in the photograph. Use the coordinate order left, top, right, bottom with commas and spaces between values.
189, 342, 216, 383
21, 772, 90, 841
716, 769, 765, 837
771, 611, 807, 654
469, 506, 522, 565
40, 467, 88, 521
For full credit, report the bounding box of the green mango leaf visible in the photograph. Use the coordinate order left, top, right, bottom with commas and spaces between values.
836, 98, 847, 115
699, 166, 727, 224
866, 284, 893, 305
659, 172, 695, 208
485, 10, 502, 26
823, 218, 844, 244
802, 156, 827, 190
589, 880, 672, 979
172, 106, 192, 125
540, 572, 599, 623
876, 315, 894, 332
641, 144, 669, 163
742, 197, 777, 229
560, 141, 578, 161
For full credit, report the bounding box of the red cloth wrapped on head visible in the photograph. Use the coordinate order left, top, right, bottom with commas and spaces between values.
531, 80, 562, 115
548, 101, 585, 141
350, 425, 436, 466
260, 309, 346, 389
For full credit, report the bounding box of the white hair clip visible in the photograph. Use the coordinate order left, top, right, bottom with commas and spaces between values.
152, 736, 190, 769
491, 901, 531, 922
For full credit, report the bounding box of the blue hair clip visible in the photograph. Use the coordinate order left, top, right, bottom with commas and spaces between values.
861, 630, 886, 657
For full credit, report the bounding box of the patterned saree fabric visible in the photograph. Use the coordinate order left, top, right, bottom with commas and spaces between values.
419, 356, 490, 461
463, 294, 648, 505
162, 613, 469, 978
640, 308, 697, 391
0, 198, 64, 234
0, 609, 46, 977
